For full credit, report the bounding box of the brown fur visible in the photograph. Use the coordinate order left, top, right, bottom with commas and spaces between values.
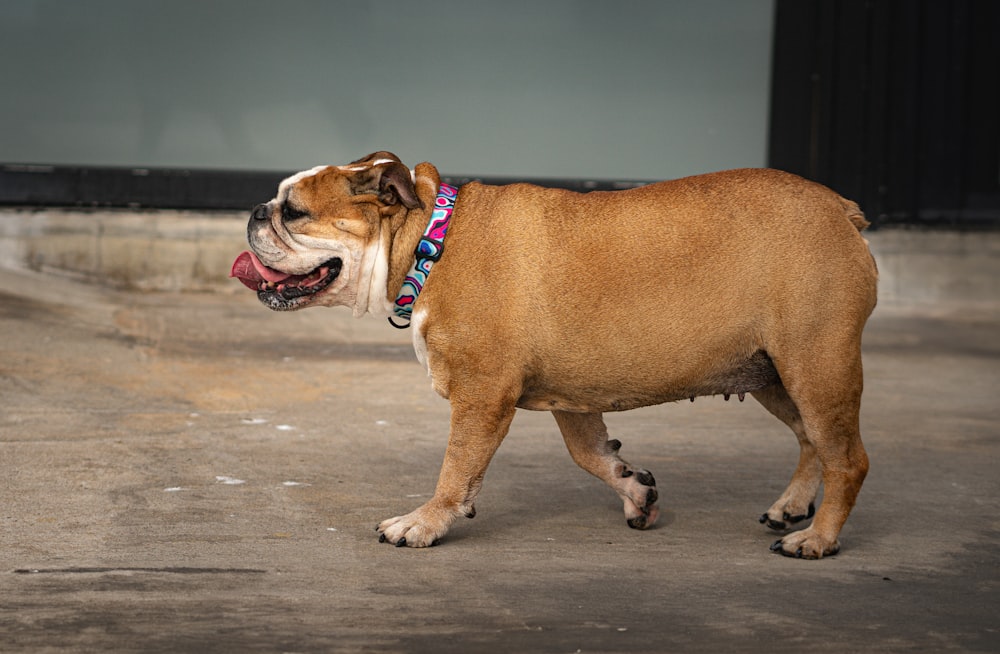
243, 154, 878, 558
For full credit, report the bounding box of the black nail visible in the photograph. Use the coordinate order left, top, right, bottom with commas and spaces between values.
770, 539, 784, 552
378, 533, 387, 543
785, 503, 817, 524
395, 537, 407, 548
635, 470, 656, 487
627, 515, 647, 529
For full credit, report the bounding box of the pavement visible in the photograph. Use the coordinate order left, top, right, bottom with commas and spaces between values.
1, 212, 999, 653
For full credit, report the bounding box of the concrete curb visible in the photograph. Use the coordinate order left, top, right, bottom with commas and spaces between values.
0, 208, 246, 292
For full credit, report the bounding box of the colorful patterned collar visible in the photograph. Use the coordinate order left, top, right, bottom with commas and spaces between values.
388, 182, 458, 328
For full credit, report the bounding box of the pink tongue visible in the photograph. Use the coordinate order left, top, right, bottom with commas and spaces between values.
230, 251, 294, 290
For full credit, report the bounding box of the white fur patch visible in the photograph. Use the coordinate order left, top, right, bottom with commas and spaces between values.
277, 165, 329, 199
352, 229, 393, 318
411, 307, 430, 371
335, 159, 397, 173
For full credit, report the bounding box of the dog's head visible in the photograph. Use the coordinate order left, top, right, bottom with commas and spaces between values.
231, 152, 426, 314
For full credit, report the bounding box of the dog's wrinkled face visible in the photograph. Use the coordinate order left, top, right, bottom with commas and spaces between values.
231, 152, 422, 313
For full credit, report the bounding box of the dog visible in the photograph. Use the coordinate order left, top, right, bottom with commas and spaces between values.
231, 151, 878, 558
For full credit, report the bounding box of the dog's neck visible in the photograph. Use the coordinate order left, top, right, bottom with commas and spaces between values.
387, 182, 458, 328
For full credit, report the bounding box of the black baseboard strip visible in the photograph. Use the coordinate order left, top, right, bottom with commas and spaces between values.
2, 164, 996, 228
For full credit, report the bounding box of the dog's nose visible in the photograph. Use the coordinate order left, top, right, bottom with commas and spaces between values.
251, 203, 269, 222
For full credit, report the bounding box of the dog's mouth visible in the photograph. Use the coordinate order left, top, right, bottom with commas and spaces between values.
230, 251, 342, 311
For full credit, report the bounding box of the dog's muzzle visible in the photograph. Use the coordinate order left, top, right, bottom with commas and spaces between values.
230, 250, 343, 311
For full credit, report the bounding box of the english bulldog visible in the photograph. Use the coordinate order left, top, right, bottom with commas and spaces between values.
231, 151, 878, 558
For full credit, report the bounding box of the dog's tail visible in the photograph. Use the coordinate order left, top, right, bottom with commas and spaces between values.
840, 197, 870, 231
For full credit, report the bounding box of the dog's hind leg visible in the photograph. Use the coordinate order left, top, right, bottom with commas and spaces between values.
752, 384, 821, 531
552, 411, 660, 529
764, 342, 869, 559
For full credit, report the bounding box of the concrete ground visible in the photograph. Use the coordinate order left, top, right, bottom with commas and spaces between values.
1, 212, 998, 653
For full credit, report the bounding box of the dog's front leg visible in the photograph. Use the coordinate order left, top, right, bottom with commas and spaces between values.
377, 393, 517, 547
553, 411, 660, 530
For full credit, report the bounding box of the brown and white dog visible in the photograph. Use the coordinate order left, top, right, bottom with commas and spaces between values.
231, 151, 878, 558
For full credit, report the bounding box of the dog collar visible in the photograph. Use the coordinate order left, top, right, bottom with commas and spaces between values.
388, 182, 458, 328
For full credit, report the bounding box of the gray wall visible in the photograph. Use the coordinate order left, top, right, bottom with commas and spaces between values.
0, 0, 774, 179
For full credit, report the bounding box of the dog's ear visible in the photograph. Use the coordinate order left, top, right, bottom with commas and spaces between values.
346, 156, 423, 210
375, 161, 423, 209
350, 151, 403, 166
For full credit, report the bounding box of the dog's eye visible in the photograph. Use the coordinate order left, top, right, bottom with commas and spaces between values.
282, 203, 308, 222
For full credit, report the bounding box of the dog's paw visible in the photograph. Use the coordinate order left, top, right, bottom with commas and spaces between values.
769, 527, 840, 559
759, 502, 815, 531
376, 502, 461, 548
621, 467, 660, 530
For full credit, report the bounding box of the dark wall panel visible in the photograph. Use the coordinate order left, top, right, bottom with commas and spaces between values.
769, 0, 1000, 228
